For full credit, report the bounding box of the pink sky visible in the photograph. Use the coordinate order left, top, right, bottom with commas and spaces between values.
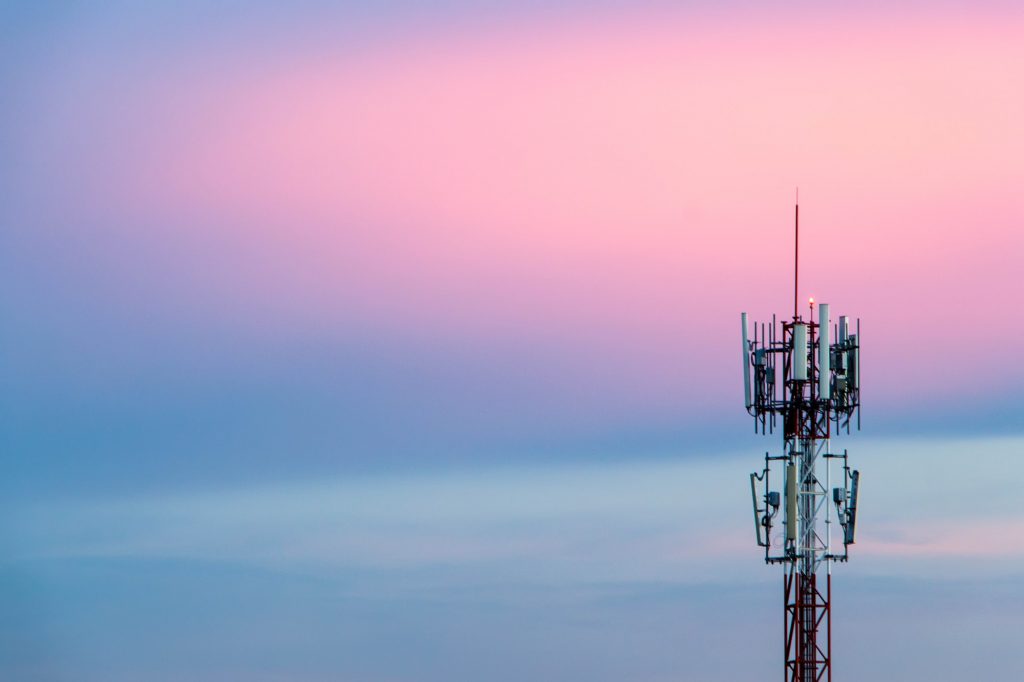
15, 5, 1024, 417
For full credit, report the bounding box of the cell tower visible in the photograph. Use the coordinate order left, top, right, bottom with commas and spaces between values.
741, 199, 862, 681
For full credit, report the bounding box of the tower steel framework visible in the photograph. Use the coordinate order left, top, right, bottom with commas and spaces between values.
742, 202, 862, 681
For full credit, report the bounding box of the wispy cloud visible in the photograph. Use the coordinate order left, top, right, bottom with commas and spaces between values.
12, 435, 1024, 584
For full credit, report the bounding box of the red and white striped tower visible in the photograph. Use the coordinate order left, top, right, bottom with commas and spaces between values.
742, 201, 861, 681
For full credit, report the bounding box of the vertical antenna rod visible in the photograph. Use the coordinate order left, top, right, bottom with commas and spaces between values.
794, 189, 799, 320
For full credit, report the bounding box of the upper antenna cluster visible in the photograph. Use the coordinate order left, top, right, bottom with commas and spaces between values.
741, 199, 861, 437
741, 306, 861, 436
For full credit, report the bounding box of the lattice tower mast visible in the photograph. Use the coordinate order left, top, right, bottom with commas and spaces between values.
741, 199, 862, 682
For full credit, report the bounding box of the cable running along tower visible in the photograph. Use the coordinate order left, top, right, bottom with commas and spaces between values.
741, 200, 862, 681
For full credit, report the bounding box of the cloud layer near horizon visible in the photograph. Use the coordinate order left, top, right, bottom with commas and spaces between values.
11, 435, 1024, 577
5, 435, 1024, 680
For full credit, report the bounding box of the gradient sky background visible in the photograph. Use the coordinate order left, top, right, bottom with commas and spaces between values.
2, 1, 1023, 680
